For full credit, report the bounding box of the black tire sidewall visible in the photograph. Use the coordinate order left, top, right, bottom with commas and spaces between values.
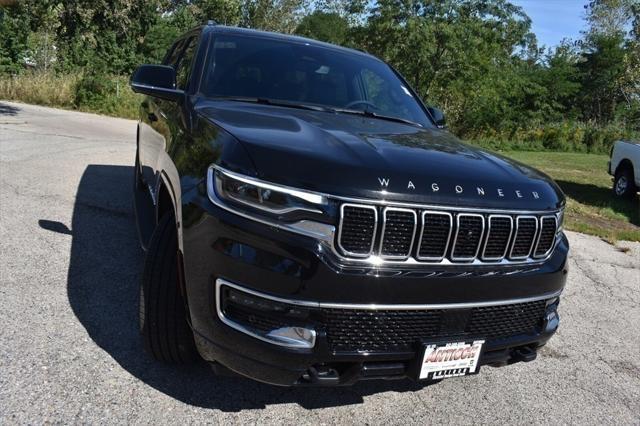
614, 168, 636, 198
139, 213, 198, 363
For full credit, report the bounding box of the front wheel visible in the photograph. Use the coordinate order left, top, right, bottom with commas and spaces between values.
139, 212, 199, 363
613, 167, 637, 198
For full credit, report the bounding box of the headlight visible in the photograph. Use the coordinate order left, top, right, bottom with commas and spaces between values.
556, 210, 564, 235
208, 165, 331, 220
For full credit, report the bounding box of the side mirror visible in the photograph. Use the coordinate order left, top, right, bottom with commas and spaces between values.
130, 64, 184, 102
428, 107, 446, 129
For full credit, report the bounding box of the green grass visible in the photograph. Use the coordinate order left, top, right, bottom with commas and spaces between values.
500, 151, 640, 242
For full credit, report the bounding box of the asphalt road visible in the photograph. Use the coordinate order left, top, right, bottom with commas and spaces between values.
1, 101, 639, 425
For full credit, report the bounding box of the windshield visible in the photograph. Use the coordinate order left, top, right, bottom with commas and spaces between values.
200, 34, 433, 127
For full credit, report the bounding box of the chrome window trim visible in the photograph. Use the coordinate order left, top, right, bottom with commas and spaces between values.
450, 213, 485, 262
337, 203, 378, 258
481, 214, 514, 261
378, 207, 417, 260
509, 215, 539, 260
216, 278, 563, 311
415, 211, 453, 261
215, 279, 316, 349
532, 215, 558, 259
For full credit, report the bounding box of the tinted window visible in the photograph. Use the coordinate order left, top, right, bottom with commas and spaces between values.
201, 35, 432, 127
164, 40, 184, 68
176, 36, 198, 90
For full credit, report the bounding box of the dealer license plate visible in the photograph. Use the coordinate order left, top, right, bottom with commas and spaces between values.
419, 340, 484, 380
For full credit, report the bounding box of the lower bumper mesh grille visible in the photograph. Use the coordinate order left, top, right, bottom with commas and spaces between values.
324, 300, 547, 352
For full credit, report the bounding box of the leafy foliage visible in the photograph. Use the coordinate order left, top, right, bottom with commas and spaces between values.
0, 0, 638, 148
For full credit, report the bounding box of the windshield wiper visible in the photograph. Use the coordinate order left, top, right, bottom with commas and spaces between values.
213, 96, 422, 127
328, 107, 422, 127
213, 96, 332, 112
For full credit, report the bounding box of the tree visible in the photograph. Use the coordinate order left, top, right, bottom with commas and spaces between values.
295, 11, 349, 44
242, 0, 309, 33
354, 0, 537, 135
0, 1, 31, 73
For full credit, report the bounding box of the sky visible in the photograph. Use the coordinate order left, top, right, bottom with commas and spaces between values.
511, 0, 589, 48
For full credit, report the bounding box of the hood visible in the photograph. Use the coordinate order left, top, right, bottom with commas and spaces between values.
197, 100, 564, 210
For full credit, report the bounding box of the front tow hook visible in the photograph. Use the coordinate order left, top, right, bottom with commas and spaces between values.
512, 346, 538, 363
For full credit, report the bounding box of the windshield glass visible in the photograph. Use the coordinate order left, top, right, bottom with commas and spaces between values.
200, 34, 433, 127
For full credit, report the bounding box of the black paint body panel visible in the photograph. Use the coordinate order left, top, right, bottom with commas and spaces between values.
134, 24, 569, 386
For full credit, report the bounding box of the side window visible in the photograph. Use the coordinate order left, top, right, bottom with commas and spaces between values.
176, 36, 199, 91
163, 40, 184, 68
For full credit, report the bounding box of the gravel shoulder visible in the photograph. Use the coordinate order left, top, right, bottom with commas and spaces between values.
1, 101, 639, 425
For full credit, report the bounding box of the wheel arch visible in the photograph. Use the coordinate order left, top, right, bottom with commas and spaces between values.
615, 158, 634, 176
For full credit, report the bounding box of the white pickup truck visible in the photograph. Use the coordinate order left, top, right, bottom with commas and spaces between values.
609, 140, 640, 198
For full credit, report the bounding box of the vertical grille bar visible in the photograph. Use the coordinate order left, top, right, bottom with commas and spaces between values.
379, 207, 417, 259
481, 215, 513, 260
533, 216, 557, 258
337, 204, 377, 257
416, 211, 453, 261
509, 216, 538, 259
451, 213, 485, 261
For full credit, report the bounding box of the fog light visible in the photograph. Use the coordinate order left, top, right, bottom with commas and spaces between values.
216, 280, 317, 349
544, 309, 560, 333
266, 327, 316, 348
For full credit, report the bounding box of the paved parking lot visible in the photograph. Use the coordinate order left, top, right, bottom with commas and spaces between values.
1, 101, 639, 424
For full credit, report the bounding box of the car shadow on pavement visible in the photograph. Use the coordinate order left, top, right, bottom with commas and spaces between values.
48, 164, 432, 412
556, 179, 640, 226
0, 102, 20, 116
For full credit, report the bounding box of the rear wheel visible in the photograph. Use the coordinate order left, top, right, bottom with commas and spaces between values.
139, 212, 198, 363
613, 167, 637, 198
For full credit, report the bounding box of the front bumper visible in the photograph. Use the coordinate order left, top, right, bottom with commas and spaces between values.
181, 199, 569, 386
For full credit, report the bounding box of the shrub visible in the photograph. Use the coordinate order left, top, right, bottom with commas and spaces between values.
0, 71, 78, 107
0, 71, 141, 119
74, 73, 140, 118
469, 121, 639, 154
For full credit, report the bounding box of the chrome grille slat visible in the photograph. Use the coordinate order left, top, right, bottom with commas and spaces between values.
533, 216, 557, 258
482, 215, 513, 260
379, 207, 417, 259
451, 213, 485, 261
509, 216, 539, 259
337, 204, 377, 257
416, 211, 453, 261
336, 203, 559, 265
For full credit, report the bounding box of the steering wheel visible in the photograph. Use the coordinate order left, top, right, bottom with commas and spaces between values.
343, 100, 378, 110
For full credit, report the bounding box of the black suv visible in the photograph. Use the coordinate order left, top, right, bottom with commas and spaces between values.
130, 23, 568, 386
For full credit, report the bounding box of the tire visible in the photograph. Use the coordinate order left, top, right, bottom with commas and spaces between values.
139, 212, 198, 363
613, 167, 637, 199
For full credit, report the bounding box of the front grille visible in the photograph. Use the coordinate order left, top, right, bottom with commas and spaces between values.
336, 203, 559, 264
337, 205, 377, 256
534, 216, 557, 257
324, 300, 547, 352
510, 216, 538, 259
482, 216, 513, 260
451, 214, 484, 260
380, 208, 416, 258
417, 212, 452, 260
